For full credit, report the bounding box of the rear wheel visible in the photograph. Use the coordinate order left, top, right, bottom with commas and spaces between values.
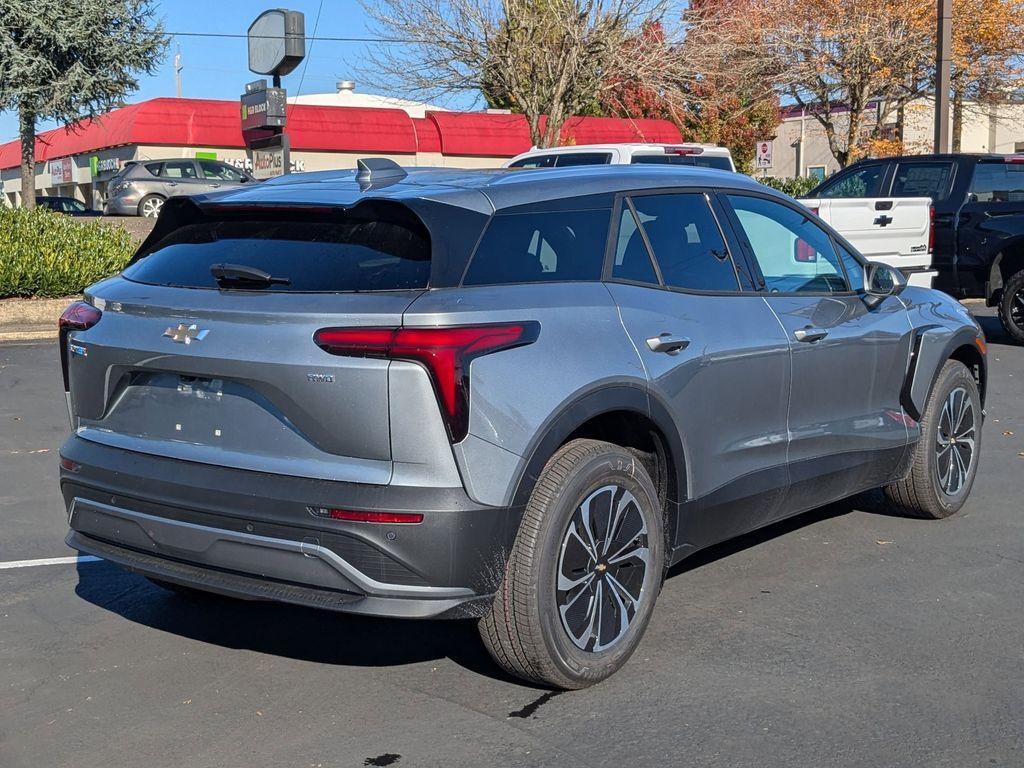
479, 439, 664, 689
138, 194, 165, 218
884, 360, 981, 518
997, 269, 1024, 344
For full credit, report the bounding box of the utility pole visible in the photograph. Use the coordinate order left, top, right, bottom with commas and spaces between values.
174, 44, 183, 98
934, 0, 952, 153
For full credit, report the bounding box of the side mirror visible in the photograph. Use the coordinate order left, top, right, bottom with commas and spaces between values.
863, 262, 907, 308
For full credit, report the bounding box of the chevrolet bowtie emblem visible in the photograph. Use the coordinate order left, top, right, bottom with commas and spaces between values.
163, 323, 209, 344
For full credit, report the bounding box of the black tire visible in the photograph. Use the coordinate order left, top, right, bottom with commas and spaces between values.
479, 439, 665, 689
884, 360, 982, 519
997, 269, 1024, 345
137, 194, 165, 219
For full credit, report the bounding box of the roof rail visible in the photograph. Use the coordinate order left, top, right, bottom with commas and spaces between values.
355, 157, 408, 184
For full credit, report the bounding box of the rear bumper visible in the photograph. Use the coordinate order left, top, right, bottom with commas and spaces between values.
103, 196, 139, 216
60, 436, 520, 619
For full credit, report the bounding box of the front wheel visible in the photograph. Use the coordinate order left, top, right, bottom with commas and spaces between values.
884, 360, 982, 518
479, 439, 665, 689
997, 269, 1024, 345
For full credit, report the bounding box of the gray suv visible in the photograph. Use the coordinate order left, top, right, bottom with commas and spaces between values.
104, 158, 256, 218
59, 162, 986, 688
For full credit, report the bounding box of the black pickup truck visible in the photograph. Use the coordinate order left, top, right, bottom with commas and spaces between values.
808, 153, 1024, 342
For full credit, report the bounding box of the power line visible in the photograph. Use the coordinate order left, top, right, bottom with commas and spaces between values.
166, 31, 415, 44
294, 0, 325, 99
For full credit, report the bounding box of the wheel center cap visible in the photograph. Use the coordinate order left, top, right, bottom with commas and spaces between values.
595, 562, 607, 573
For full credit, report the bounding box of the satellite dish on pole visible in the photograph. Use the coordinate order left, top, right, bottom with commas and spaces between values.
247, 9, 305, 80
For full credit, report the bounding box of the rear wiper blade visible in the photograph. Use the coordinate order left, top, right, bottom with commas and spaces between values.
210, 263, 290, 287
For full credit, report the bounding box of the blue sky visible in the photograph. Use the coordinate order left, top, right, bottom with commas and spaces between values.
0, 0, 480, 143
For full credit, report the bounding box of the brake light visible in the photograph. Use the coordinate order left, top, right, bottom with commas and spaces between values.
328, 509, 423, 524
808, 206, 820, 217
313, 322, 540, 441
929, 205, 935, 254
1004, 155, 1024, 164
58, 301, 101, 392
664, 145, 703, 156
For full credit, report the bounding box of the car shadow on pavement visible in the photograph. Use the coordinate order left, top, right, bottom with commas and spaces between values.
73, 558, 521, 684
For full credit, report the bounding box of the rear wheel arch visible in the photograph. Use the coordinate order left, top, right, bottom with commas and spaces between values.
508, 386, 687, 556
988, 240, 1024, 300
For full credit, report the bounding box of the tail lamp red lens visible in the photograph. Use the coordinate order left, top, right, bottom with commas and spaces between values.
328, 509, 423, 524
313, 322, 540, 442
928, 205, 935, 254
58, 301, 102, 392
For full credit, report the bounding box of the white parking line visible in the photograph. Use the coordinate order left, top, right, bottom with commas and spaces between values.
0, 555, 102, 570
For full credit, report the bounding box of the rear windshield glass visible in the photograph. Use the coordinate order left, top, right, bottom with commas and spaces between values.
123, 205, 431, 292
631, 154, 732, 171
463, 208, 610, 285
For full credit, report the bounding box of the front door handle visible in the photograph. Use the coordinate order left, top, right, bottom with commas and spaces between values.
794, 326, 829, 343
646, 334, 691, 354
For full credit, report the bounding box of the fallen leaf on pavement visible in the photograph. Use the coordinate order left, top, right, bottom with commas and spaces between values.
876, 539, 893, 545
1003, 431, 1014, 437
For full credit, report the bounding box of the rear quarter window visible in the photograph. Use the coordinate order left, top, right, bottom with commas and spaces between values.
463, 208, 610, 285
123, 203, 431, 292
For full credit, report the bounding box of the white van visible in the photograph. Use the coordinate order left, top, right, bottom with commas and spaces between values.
505, 143, 736, 172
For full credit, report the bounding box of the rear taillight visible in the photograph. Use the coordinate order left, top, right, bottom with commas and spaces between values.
928, 205, 935, 254
313, 322, 540, 442
58, 301, 101, 392
808, 206, 820, 217
328, 509, 423, 524
1004, 155, 1024, 164
664, 145, 703, 156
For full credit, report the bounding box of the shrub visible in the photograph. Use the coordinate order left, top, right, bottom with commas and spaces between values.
0, 207, 136, 298
757, 175, 820, 199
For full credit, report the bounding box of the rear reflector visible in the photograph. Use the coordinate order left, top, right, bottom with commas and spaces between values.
59, 457, 81, 473
328, 509, 424, 524
58, 301, 102, 392
314, 322, 540, 442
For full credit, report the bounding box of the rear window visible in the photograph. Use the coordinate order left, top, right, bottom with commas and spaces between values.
123, 205, 431, 292
890, 161, 954, 200
631, 154, 733, 171
463, 208, 610, 285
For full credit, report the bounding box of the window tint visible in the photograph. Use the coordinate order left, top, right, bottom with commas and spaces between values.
508, 155, 557, 169
890, 161, 953, 200
200, 160, 246, 182
554, 153, 613, 167
631, 154, 733, 171
159, 161, 198, 180
144, 162, 162, 176
817, 164, 887, 198
970, 163, 1024, 202
612, 205, 659, 284
63, 198, 86, 213
631, 193, 737, 291
464, 209, 610, 285
123, 205, 431, 292
728, 195, 848, 294
837, 244, 865, 291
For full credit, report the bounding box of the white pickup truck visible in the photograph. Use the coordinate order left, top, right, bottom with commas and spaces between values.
800, 196, 935, 287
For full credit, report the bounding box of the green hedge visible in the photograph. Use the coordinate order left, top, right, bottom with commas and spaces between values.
756, 176, 820, 199
0, 207, 136, 298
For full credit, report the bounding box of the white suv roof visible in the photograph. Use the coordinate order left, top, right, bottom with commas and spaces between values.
505, 143, 736, 172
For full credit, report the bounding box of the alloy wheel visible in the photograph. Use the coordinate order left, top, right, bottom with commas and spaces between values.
1009, 288, 1024, 332
556, 484, 650, 653
936, 386, 976, 496
142, 197, 163, 218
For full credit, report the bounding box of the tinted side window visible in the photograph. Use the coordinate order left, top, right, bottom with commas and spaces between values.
464, 209, 610, 285
631, 193, 737, 291
818, 164, 887, 198
890, 162, 953, 200
612, 205, 659, 284
508, 155, 557, 169
970, 163, 1024, 202
837, 244, 865, 291
554, 153, 612, 167
144, 162, 163, 176
728, 195, 848, 294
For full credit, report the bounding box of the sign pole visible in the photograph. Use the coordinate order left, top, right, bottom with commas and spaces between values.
934, 0, 952, 153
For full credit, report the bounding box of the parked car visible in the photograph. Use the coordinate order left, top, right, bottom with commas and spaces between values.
506, 142, 736, 172
808, 154, 1024, 342
104, 158, 256, 218
800, 195, 935, 287
35, 196, 101, 216
59, 161, 986, 689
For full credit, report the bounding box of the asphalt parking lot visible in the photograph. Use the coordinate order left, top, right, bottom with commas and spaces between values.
1, 306, 1021, 768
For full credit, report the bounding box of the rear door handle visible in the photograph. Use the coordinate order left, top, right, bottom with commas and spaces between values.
794, 326, 829, 343
646, 334, 690, 354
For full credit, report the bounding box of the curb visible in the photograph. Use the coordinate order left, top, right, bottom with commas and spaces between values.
0, 297, 78, 342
